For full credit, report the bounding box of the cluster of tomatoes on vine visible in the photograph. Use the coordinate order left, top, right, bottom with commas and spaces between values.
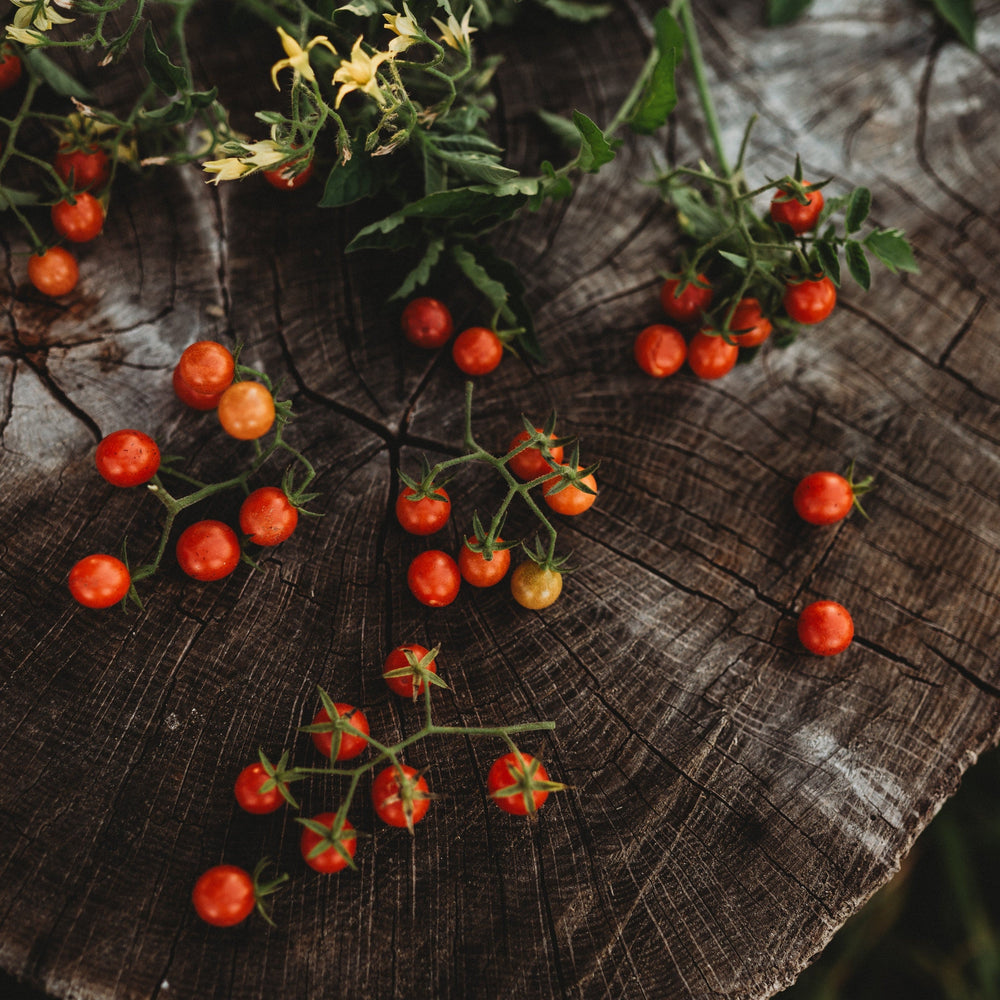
67, 339, 316, 609
192, 641, 563, 928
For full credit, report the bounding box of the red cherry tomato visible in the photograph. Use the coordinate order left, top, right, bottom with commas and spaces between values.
263, 154, 314, 190
309, 702, 370, 761
54, 145, 110, 190
95, 429, 160, 488
544, 467, 598, 515
300, 814, 356, 873
634, 324, 686, 377
451, 326, 503, 375
239, 487, 299, 546
68, 554, 131, 609
726, 298, 772, 348
458, 537, 511, 588
407, 550, 460, 607
793, 471, 855, 525
797, 600, 854, 655
0, 49, 22, 92
687, 330, 738, 380
192, 865, 256, 927
783, 277, 836, 325
175, 520, 241, 581
172, 366, 223, 410
383, 643, 438, 699
371, 764, 431, 829
400, 297, 453, 348
770, 182, 824, 234
506, 428, 564, 481
217, 382, 275, 440
487, 752, 555, 816
395, 485, 451, 536
176, 341, 235, 396
660, 274, 712, 323
27, 246, 78, 297
51, 191, 105, 243
234, 762, 287, 815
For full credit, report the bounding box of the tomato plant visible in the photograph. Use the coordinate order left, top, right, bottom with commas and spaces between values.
299, 814, 356, 873
660, 273, 712, 323
544, 466, 597, 516
27, 246, 78, 297
68, 553, 131, 608
687, 330, 738, 380
770, 181, 824, 235
510, 561, 562, 610
726, 298, 772, 348
487, 752, 563, 816
793, 470, 872, 525
217, 381, 275, 440
371, 763, 431, 829
783, 276, 836, 325
458, 537, 511, 588
95, 429, 160, 488
0, 48, 22, 92
51, 191, 105, 243
400, 297, 453, 349
395, 485, 451, 536
407, 550, 460, 607
797, 600, 854, 656
634, 324, 686, 377
506, 428, 564, 481
308, 702, 370, 761
383, 643, 439, 700
451, 326, 503, 375
54, 145, 110, 190
191, 865, 256, 927
175, 520, 241, 581
239, 486, 299, 546
234, 762, 287, 815
263, 154, 314, 190
176, 341, 235, 396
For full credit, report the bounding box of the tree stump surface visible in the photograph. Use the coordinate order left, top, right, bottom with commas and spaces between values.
2, 2, 1000, 998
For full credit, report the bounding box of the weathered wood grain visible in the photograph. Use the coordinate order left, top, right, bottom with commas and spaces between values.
2, 1, 1000, 997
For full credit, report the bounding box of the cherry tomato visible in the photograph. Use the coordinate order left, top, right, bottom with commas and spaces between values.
487, 752, 554, 816
51, 191, 105, 243
726, 298, 772, 348
300, 814, 356, 873
310, 702, 370, 761
371, 764, 431, 829
27, 246, 78, 297
400, 297, 453, 349
54, 145, 110, 190
634, 324, 686, 377
68, 554, 131, 609
176, 520, 241, 581
234, 762, 287, 815
239, 487, 298, 546
687, 330, 738, 380
263, 155, 314, 191
95, 429, 160, 488
451, 326, 503, 375
660, 273, 712, 323
407, 550, 460, 607
783, 276, 836, 325
172, 366, 222, 410
383, 643, 438, 699
793, 471, 856, 525
506, 428, 564, 481
510, 562, 562, 610
458, 537, 511, 588
0, 49, 22, 92
192, 865, 256, 927
797, 600, 854, 656
544, 466, 598, 516
176, 341, 235, 396
770, 182, 824, 235
395, 485, 451, 536
217, 381, 275, 440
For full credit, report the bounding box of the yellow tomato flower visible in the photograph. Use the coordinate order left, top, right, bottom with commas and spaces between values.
202, 158, 256, 184
431, 7, 476, 52
384, 4, 423, 55
270, 26, 337, 89
332, 36, 390, 108
11, 0, 74, 31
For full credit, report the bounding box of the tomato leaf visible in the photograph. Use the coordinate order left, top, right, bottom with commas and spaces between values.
389, 239, 445, 301
143, 24, 188, 95
627, 8, 684, 135
346, 213, 422, 253
845, 186, 871, 233
429, 147, 521, 186
930, 0, 977, 49
845, 239, 871, 290
863, 228, 920, 274
572, 111, 617, 173
536, 109, 587, 151
766, 0, 814, 26
22, 50, 91, 99
534, 0, 613, 21
718, 250, 749, 271
0, 188, 41, 210
319, 148, 378, 208
815, 239, 841, 286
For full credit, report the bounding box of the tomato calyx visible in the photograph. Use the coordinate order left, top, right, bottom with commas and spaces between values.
843, 460, 875, 519
249, 857, 291, 927
542, 442, 599, 503
296, 810, 360, 871
372, 762, 435, 833
505, 412, 575, 484
298, 687, 372, 758
383, 643, 448, 703
488, 747, 566, 818
252, 748, 302, 810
